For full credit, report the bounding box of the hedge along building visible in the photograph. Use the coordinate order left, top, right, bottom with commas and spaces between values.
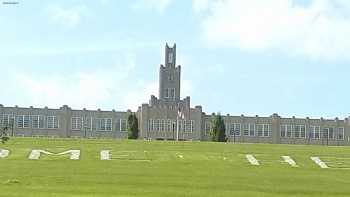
1, 43, 350, 145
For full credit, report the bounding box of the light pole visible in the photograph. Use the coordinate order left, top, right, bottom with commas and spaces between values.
172, 122, 175, 140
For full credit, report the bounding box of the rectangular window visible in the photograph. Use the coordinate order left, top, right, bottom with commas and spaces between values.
205, 122, 211, 136
309, 125, 320, 139
337, 127, 344, 140
314, 126, 320, 139
167, 119, 172, 132
47, 116, 59, 129
172, 120, 177, 132
230, 123, 241, 136
32, 115, 38, 128
229, 124, 234, 136
23, 115, 30, 128
165, 89, 169, 98
2, 114, 14, 128
16, 115, 24, 128
191, 120, 194, 133
97, 118, 112, 131
286, 125, 292, 137
170, 88, 175, 98
106, 118, 112, 131
16, 115, 30, 128
257, 124, 270, 137
294, 125, 300, 138
323, 128, 329, 139
322, 128, 334, 139
152, 119, 156, 131
71, 117, 82, 130
120, 119, 127, 132
2, 114, 8, 127
183, 120, 192, 133
294, 125, 306, 138
234, 123, 241, 136
249, 123, 255, 136
280, 124, 292, 138
99, 119, 105, 131
182, 120, 186, 132
243, 123, 249, 136
160, 119, 165, 132
300, 125, 306, 138
148, 119, 152, 131
263, 124, 269, 137
280, 125, 286, 137
242, 123, 255, 136
328, 127, 334, 139
155, 119, 160, 132
257, 124, 263, 137
322, 127, 334, 139
32, 115, 45, 129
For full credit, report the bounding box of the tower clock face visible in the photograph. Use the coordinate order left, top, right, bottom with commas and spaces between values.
168, 52, 173, 63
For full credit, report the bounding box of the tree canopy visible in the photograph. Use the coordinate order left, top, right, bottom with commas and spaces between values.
127, 113, 139, 139
210, 113, 226, 142
1, 126, 10, 144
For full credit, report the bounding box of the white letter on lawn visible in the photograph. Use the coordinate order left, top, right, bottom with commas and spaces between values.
100, 150, 111, 160
28, 150, 80, 160
311, 157, 329, 169
282, 156, 298, 167
0, 149, 9, 158
246, 154, 260, 166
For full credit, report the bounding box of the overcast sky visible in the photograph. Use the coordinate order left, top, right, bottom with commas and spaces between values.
1, 0, 349, 119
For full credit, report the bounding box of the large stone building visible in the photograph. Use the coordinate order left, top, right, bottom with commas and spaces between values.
1, 44, 349, 146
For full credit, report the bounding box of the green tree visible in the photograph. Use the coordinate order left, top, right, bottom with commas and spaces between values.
1, 126, 10, 144
210, 113, 226, 142
127, 113, 139, 139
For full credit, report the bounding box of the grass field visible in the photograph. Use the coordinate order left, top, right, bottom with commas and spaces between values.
1, 138, 350, 197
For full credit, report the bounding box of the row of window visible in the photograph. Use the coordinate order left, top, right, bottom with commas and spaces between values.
204, 122, 345, 140
71, 117, 127, 132
164, 88, 176, 98
148, 119, 194, 133
1, 115, 127, 132
205, 123, 271, 137
2, 115, 58, 129
280, 124, 344, 140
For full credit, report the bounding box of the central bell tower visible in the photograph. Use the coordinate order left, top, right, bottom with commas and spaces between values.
159, 43, 181, 102
138, 43, 202, 141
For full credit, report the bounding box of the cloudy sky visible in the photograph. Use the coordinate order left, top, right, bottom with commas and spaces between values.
1, 0, 349, 119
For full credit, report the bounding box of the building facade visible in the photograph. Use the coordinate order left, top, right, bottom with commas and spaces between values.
1, 43, 350, 145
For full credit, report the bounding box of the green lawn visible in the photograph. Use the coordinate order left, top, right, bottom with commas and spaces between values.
1, 138, 350, 197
